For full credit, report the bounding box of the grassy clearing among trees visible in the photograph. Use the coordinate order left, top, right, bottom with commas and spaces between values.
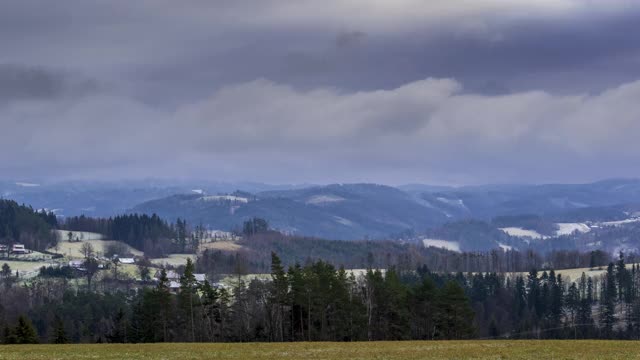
0, 341, 639, 360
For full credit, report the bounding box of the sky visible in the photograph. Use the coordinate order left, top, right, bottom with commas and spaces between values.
2, 0, 640, 185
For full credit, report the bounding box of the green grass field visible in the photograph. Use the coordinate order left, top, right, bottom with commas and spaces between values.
1, 341, 639, 360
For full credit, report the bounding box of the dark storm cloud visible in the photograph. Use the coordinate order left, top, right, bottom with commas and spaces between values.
2, 1, 640, 184
0, 65, 98, 101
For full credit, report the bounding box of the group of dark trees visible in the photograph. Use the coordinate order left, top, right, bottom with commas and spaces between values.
0, 200, 58, 252
0, 255, 475, 343
4, 248, 640, 343
61, 214, 193, 257
197, 227, 614, 277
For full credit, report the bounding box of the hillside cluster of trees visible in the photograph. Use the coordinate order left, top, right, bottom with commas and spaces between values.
0, 200, 58, 252
0, 255, 474, 343
197, 228, 615, 276
4, 249, 640, 343
61, 215, 196, 257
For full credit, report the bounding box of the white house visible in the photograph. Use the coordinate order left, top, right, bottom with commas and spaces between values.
117, 258, 135, 264
11, 244, 27, 254
154, 269, 180, 281
69, 260, 84, 269
194, 273, 206, 283
169, 281, 181, 293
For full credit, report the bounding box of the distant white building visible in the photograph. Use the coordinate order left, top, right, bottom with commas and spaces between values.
154, 269, 180, 281
117, 258, 135, 264
11, 244, 27, 254
69, 260, 84, 269
194, 273, 206, 283
169, 281, 181, 293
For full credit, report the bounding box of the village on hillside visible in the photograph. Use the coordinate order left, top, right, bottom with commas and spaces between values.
0, 229, 243, 290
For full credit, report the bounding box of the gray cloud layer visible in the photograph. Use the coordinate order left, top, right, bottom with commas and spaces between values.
2, 1, 640, 184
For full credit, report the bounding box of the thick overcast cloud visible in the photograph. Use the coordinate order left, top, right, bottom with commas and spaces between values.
2, 1, 640, 184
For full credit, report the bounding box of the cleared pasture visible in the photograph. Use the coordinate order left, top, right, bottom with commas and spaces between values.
1, 340, 639, 360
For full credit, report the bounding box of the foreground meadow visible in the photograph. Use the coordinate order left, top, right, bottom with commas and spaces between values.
1, 341, 640, 360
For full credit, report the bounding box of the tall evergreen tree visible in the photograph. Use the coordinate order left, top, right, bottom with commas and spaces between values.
15, 315, 38, 344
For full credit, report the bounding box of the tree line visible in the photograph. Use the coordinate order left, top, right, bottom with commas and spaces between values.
0, 199, 58, 252
5, 250, 640, 343
61, 214, 190, 257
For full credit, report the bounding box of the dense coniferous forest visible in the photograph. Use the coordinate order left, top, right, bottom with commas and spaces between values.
3, 251, 640, 343
198, 230, 615, 276
61, 215, 180, 257
2, 206, 640, 343
0, 200, 57, 251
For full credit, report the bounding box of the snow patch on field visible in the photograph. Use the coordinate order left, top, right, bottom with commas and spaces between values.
436, 197, 467, 209
333, 216, 354, 226
600, 218, 640, 226
499, 227, 547, 239
422, 238, 461, 252
556, 223, 591, 236
306, 195, 346, 205
192, 189, 204, 194
498, 243, 513, 252
55, 230, 105, 241
15, 182, 40, 187
200, 195, 248, 203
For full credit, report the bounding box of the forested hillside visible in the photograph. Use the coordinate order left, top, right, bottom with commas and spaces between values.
0, 199, 57, 251
2, 251, 640, 343
61, 215, 181, 257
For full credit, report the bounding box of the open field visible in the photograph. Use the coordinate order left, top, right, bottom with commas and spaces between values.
49, 239, 143, 259
54, 230, 106, 241
150, 254, 196, 267
199, 240, 246, 253
515, 263, 640, 283
0, 260, 54, 277
1, 341, 640, 360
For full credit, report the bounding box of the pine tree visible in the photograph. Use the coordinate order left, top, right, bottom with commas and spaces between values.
180, 258, 197, 342
107, 308, 127, 343
52, 316, 68, 344
435, 281, 475, 339
15, 315, 38, 344
156, 268, 172, 342
601, 263, 617, 338
3, 326, 17, 344
270, 252, 288, 342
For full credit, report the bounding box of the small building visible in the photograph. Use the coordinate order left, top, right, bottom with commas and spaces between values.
169, 281, 181, 293
154, 269, 180, 281
11, 244, 27, 254
0, 244, 8, 253
194, 273, 206, 283
117, 258, 135, 264
69, 260, 84, 269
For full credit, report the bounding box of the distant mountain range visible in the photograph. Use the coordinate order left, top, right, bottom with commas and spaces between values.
0, 179, 310, 217
6, 178, 640, 250
132, 184, 449, 240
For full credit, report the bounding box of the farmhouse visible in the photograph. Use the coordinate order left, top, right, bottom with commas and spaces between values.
117, 257, 135, 264
69, 260, 84, 269
11, 244, 27, 254
154, 269, 180, 280
169, 281, 181, 293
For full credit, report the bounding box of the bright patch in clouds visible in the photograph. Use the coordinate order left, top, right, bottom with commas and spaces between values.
4, 77, 640, 183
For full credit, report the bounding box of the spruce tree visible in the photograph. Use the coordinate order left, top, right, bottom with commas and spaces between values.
180, 258, 197, 342
52, 316, 68, 344
15, 315, 38, 344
